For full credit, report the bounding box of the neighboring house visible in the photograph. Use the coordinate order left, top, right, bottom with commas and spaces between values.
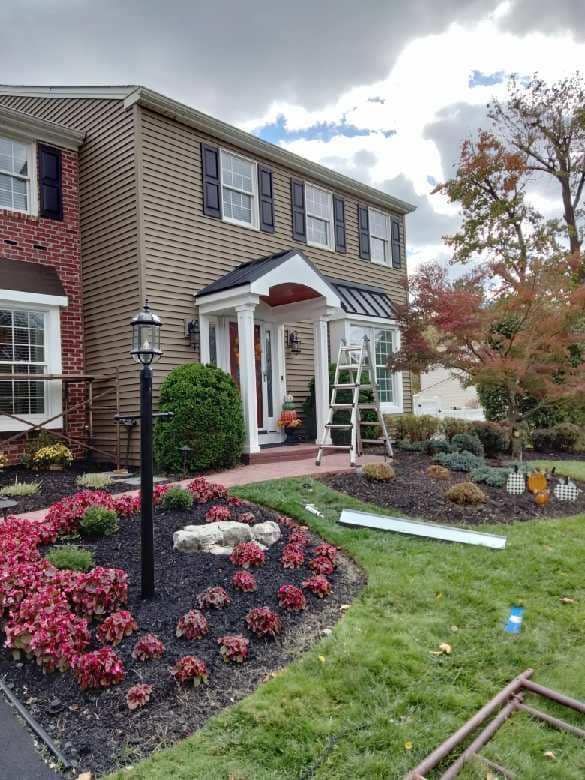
413, 367, 485, 421
0, 104, 85, 463
0, 86, 416, 461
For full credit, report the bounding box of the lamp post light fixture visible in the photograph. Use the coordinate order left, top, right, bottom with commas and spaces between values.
285, 329, 302, 354
131, 300, 162, 600
180, 444, 192, 477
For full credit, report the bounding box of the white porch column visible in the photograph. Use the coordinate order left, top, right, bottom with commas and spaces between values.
236, 303, 260, 454
198, 313, 210, 364
313, 318, 330, 443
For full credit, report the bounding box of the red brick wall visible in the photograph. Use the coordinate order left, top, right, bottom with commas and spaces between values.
0, 146, 85, 464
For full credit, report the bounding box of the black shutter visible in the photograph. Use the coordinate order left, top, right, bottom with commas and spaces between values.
290, 178, 306, 242
38, 145, 63, 220
258, 165, 275, 233
333, 195, 346, 253
201, 143, 221, 218
391, 217, 401, 268
358, 204, 370, 260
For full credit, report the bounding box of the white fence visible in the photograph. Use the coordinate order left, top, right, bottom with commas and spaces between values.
413, 396, 485, 422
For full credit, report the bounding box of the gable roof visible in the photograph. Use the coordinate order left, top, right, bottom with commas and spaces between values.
0, 85, 416, 216
0, 105, 85, 149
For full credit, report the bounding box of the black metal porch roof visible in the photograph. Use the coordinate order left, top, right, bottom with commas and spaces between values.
326, 277, 396, 320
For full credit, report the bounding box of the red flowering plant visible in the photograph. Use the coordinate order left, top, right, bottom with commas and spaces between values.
308, 556, 335, 576
229, 542, 265, 569
277, 584, 306, 612
73, 647, 125, 690
218, 634, 249, 663
302, 574, 332, 598
68, 566, 128, 619
187, 477, 227, 503
245, 607, 283, 638
280, 544, 305, 570
127, 682, 153, 711
172, 655, 208, 685
196, 586, 231, 609
231, 570, 257, 592
152, 484, 170, 505
44, 490, 117, 539
277, 409, 302, 430
176, 609, 208, 640
96, 610, 138, 645
237, 511, 256, 526
132, 633, 165, 662
313, 543, 337, 562
288, 527, 311, 547
204, 505, 231, 523
227, 495, 243, 507
112, 494, 141, 518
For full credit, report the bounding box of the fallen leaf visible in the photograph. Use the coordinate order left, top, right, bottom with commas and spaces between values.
404, 740, 413, 751
450, 625, 459, 632
76, 773, 93, 780
560, 597, 576, 604
544, 751, 556, 760
340, 604, 351, 611
318, 655, 326, 664
435, 592, 443, 600
439, 642, 453, 654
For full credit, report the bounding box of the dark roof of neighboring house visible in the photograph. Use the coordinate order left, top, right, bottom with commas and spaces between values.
196, 249, 395, 320
326, 277, 396, 319
0, 258, 66, 297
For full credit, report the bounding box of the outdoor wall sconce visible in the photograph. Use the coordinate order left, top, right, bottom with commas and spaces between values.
185, 318, 200, 351
285, 329, 302, 353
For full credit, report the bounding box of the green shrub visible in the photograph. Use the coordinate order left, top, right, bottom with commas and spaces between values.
531, 423, 582, 453
433, 451, 484, 472
391, 414, 440, 442
470, 466, 510, 488
469, 421, 510, 457
0, 480, 40, 497
451, 433, 484, 457
362, 463, 395, 481
160, 485, 194, 511
424, 438, 452, 456
79, 506, 119, 537
45, 545, 94, 572
446, 481, 486, 505
76, 472, 113, 489
426, 464, 450, 480
395, 439, 425, 452
441, 418, 473, 440
154, 364, 245, 473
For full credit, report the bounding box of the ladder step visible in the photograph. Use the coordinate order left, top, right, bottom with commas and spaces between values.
325, 423, 352, 429
358, 404, 378, 410
333, 383, 372, 389
331, 403, 353, 409
359, 420, 381, 425
319, 444, 352, 450
339, 345, 362, 351
361, 439, 386, 444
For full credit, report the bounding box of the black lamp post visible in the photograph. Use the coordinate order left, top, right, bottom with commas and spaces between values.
131, 299, 161, 600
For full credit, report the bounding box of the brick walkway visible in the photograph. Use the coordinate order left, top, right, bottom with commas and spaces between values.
15, 448, 387, 523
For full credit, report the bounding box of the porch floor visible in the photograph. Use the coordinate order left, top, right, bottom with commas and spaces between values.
15, 448, 388, 523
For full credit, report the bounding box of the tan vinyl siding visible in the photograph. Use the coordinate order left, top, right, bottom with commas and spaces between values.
138, 106, 411, 413
0, 95, 140, 459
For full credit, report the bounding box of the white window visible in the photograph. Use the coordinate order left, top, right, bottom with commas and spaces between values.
369, 208, 391, 265
305, 184, 334, 250
0, 136, 34, 215
349, 323, 401, 409
220, 150, 259, 230
0, 303, 63, 431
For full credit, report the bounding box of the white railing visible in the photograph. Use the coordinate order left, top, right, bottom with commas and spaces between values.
413, 396, 485, 422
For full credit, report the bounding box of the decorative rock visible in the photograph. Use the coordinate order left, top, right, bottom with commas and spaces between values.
173, 524, 223, 552
220, 521, 253, 546
251, 521, 281, 547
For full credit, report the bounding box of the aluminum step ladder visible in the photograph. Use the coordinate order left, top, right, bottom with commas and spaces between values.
315, 335, 393, 466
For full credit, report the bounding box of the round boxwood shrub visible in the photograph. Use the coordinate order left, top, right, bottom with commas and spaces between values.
79, 506, 119, 537
45, 545, 94, 572
450, 432, 484, 458
445, 481, 486, 505
154, 364, 245, 473
160, 485, 194, 511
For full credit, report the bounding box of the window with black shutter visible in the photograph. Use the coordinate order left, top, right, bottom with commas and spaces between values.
38, 144, 63, 220
391, 217, 401, 268
290, 178, 306, 242
358, 204, 370, 260
258, 165, 275, 233
333, 195, 346, 253
201, 143, 221, 218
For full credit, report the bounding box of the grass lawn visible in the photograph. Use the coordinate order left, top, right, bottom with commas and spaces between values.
113, 477, 585, 780
529, 459, 585, 481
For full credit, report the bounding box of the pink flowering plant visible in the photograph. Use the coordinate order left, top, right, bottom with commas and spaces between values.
127, 682, 153, 711
176, 609, 209, 640
308, 556, 335, 576
196, 586, 231, 609
204, 505, 231, 523
231, 570, 257, 592
302, 574, 332, 598
132, 633, 165, 662
172, 655, 208, 685
218, 634, 249, 663
277, 584, 306, 612
187, 477, 227, 503
96, 610, 138, 645
281, 544, 305, 570
229, 542, 265, 569
245, 607, 283, 638
73, 647, 125, 690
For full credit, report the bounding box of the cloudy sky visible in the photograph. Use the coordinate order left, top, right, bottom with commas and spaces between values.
3, 0, 585, 269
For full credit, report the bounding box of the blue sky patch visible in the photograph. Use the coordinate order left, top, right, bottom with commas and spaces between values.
255, 115, 375, 145
468, 69, 506, 88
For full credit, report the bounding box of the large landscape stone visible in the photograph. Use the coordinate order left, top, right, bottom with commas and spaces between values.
173, 523, 223, 552
251, 521, 281, 547
217, 521, 253, 546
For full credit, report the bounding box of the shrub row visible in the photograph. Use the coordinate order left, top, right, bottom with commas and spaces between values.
388, 415, 511, 457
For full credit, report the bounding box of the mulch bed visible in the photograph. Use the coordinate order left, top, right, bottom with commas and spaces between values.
323, 451, 585, 525
0, 499, 364, 777
0, 463, 135, 514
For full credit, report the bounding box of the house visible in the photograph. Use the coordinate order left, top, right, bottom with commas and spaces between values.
0, 86, 416, 461
413, 367, 485, 421
0, 104, 85, 463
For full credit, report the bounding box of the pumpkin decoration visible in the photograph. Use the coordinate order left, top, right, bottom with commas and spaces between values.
553, 477, 579, 502
506, 466, 525, 496
534, 490, 550, 507
527, 469, 547, 495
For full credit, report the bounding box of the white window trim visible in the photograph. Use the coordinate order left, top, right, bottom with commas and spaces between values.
368, 207, 391, 267
346, 319, 403, 414
0, 299, 63, 432
0, 132, 38, 217
219, 148, 260, 231
305, 182, 335, 252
